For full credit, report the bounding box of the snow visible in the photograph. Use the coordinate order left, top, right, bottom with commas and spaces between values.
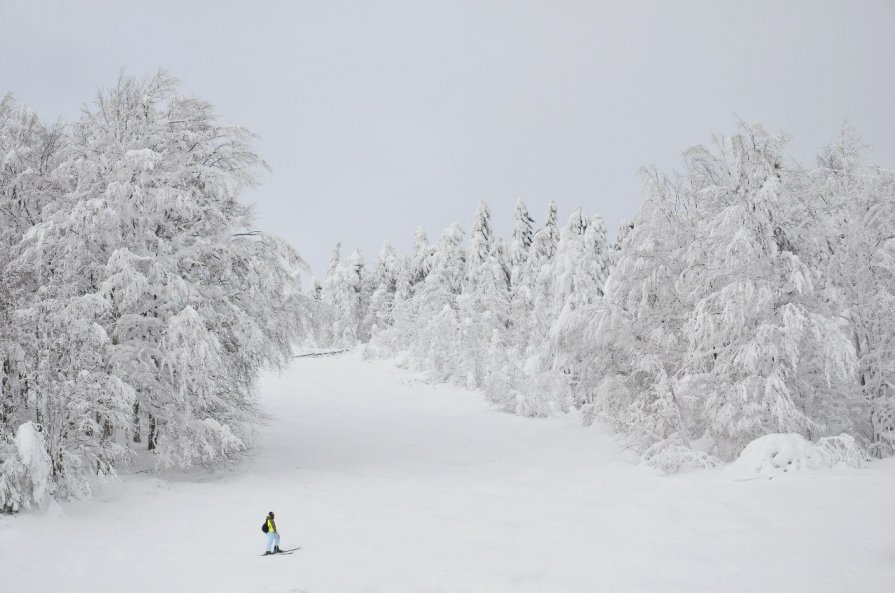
2, 351, 894, 592
727, 433, 828, 478
13, 421, 52, 505
124, 148, 159, 170
727, 433, 869, 480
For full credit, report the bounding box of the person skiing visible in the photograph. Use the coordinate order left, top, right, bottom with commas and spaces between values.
263, 511, 281, 555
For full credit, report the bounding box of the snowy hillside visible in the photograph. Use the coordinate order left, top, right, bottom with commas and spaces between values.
2, 351, 893, 593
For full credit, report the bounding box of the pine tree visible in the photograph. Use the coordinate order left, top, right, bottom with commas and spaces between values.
552, 207, 589, 316
526, 200, 561, 356
327, 242, 342, 278
457, 202, 511, 388
410, 227, 434, 287
529, 200, 560, 271
364, 243, 405, 332
509, 198, 535, 282
583, 214, 611, 298
556, 188, 690, 449
466, 201, 494, 291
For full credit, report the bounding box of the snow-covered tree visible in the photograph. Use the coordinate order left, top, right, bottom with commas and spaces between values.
674, 126, 854, 457
325, 249, 372, 345
348, 122, 895, 468
523, 201, 562, 367
410, 227, 435, 287
0, 422, 53, 512
559, 125, 863, 464
1, 72, 309, 507
810, 127, 895, 456
386, 227, 463, 368
364, 243, 406, 333
527, 200, 560, 274
552, 207, 589, 314
509, 198, 535, 284
466, 201, 494, 289
456, 202, 511, 388
310, 278, 323, 301
556, 180, 692, 453
583, 214, 611, 297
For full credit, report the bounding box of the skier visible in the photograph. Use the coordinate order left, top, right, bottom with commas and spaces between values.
263, 511, 281, 555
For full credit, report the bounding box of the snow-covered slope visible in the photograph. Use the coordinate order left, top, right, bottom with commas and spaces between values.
2, 351, 894, 593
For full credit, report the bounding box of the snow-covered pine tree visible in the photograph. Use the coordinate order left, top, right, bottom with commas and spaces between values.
583, 214, 611, 297
554, 172, 691, 454
551, 207, 588, 315
317, 242, 344, 346
457, 202, 510, 389
399, 224, 466, 377
509, 198, 535, 285
433, 223, 467, 297
327, 249, 372, 345
549, 209, 614, 408
465, 201, 494, 291
526, 201, 561, 336
364, 243, 406, 333
326, 242, 342, 280
530, 200, 559, 267
410, 227, 435, 287
613, 220, 634, 252
503, 200, 569, 415
510, 200, 559, 349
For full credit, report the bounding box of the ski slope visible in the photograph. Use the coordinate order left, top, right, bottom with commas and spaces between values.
2, 351, 894, 593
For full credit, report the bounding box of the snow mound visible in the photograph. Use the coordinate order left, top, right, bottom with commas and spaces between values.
727, 433, 867, 479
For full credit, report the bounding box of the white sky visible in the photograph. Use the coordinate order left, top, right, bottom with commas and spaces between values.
2, 0, 893, 276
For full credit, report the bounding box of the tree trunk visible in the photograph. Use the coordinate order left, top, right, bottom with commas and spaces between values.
0, 358, 9, 427
132, 402, 141, 443
148, 412, 157, 451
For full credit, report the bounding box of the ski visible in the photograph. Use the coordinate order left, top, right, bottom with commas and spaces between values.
260, 546, 301, 557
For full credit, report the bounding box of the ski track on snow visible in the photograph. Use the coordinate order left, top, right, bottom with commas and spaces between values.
2, 350, 894, 593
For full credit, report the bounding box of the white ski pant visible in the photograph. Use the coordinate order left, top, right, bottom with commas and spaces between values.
266, 531, 280, 552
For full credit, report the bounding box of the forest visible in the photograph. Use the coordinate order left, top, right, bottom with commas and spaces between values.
316, 123, 895, 472
2, 73, 893, 513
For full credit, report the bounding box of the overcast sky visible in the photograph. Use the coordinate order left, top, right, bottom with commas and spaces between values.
2, 0, 893, 276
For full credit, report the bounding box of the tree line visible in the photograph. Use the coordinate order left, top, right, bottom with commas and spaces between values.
3, 71, 892, 513
317, 124, 895, 473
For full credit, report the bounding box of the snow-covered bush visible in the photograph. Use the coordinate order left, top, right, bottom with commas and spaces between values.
641, 441, 721, 475
727, 434, 827, 478
815, 434, 869, 468
727, 433, 868, 479
0, 423, 53, 513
